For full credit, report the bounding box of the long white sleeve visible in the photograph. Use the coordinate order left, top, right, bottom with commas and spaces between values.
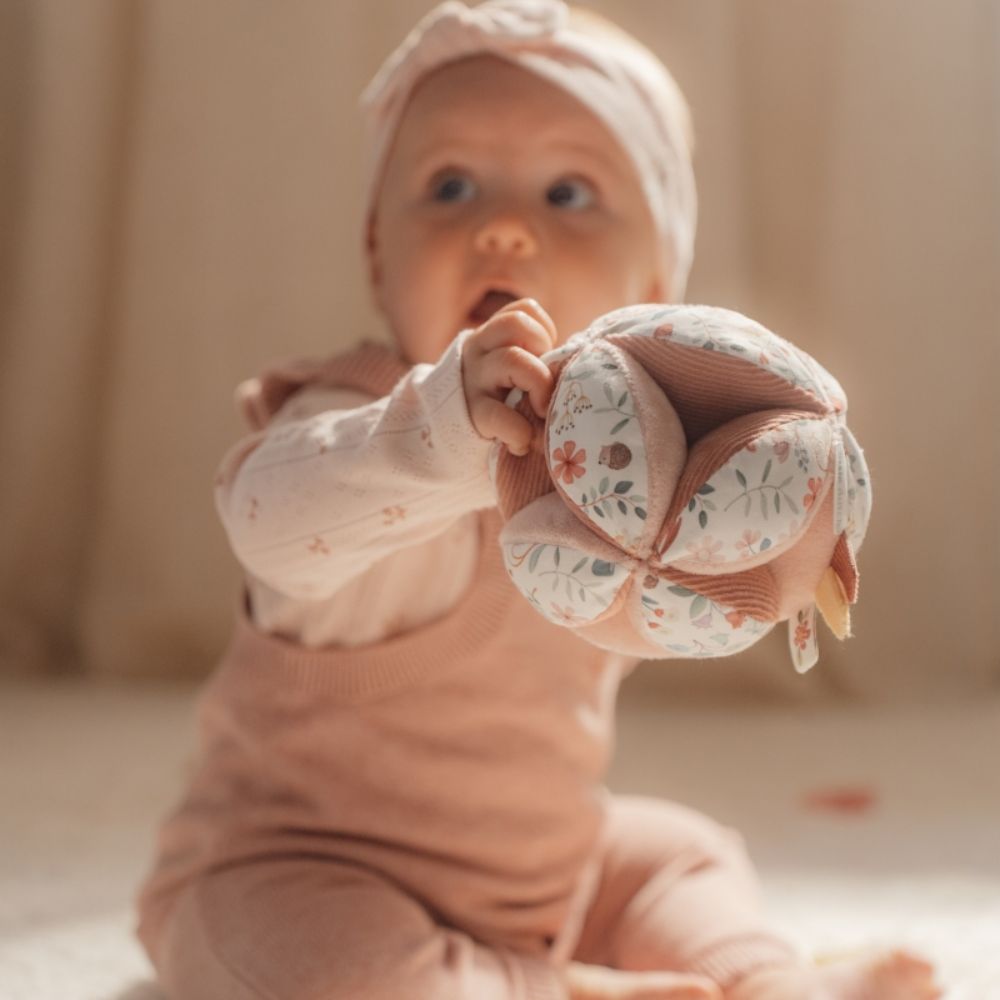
213, 328, 497, 601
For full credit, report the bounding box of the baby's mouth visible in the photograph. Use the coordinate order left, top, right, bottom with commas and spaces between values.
467, 288, 521, 326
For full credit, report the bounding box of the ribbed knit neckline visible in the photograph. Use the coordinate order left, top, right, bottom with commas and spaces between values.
222, 507, 516, 702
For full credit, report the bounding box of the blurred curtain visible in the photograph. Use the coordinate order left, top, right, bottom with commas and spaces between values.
1, 0, 997, 698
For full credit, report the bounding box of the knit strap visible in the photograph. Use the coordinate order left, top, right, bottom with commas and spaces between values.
235, 339, 414, 430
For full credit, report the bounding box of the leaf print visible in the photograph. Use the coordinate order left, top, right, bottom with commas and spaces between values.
599, 476, 609, 495
603, 383, 616, 405
736, 468, 747, 488
760, 492, 768, 520
594, 507, 605, 517
688, 498, 697, 512
571, 556, 588, 574
610, 418, 629, 434
697, 484, 715, 495
528, 545, 544, 573
635, 508, 647, 519
617, 499, 627, 515
617, 390, 628, 407
554, 546, 561, 567
762, 458, 772, 483
760, 538, 772, 550
690, 595, 708, 618
669, 585, 695, 597
592, 559, 616, 576
698, 509, 708, 529
614, 480, 633, 494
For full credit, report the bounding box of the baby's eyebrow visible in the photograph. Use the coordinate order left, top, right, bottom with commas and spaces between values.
409, 135, 627, 182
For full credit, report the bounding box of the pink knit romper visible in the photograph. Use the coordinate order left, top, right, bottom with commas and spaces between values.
135, 329, 799, 1000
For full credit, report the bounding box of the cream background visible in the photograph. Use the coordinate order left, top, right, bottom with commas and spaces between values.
2, 0, 997, 699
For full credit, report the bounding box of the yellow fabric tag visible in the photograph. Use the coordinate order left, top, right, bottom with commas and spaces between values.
816, 566, 851, 639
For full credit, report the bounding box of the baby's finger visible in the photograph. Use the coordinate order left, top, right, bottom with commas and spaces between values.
469, 397, 535, 456
472, 308, 554, 359
493, 298, 558, 347
482, 346, 554, 418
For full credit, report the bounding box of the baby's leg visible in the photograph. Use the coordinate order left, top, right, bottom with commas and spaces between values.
572, 795, 940, 999
150, 857, 562, 1000
572, 794, 798, 989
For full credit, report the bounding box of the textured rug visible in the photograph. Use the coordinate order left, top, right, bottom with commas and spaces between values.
2, 675, 998, 999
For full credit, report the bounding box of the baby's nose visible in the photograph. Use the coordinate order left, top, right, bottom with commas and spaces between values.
473, 214, 539, 258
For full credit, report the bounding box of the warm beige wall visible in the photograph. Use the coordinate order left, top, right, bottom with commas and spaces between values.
1, 0, 997, 699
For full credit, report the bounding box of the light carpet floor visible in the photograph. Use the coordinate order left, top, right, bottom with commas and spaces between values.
1, 673, 998, 999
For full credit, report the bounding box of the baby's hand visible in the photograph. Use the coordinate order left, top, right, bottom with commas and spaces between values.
461, 299, 557, 458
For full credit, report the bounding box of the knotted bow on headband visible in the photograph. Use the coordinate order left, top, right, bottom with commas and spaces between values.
359, 0, 698, 302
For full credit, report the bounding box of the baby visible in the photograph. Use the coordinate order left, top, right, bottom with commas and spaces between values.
135, 3, 940, 999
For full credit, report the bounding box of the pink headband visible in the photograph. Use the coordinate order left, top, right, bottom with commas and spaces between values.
358, 0, 698, 302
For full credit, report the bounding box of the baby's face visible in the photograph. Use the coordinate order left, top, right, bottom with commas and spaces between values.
368, 55, 662, 364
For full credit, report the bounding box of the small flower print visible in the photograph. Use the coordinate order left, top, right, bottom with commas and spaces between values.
794, 616, 812, 650
685, 536, 724, 565
307, 536, 330, 556
549, 603, 588, 625
725, 609, 748, 629
802, 477, 823, 510
773, 440, 791, 463
552, 441, 587, 485
553, 382, 592, 433
735, 528, 762, 558
382, 505, 407, 524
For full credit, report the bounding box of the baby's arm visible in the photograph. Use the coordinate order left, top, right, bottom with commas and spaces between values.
214, 328, 497, 601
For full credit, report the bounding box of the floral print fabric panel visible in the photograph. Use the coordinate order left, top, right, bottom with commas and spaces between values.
659, 417, 836, 573
500, 492, 629, 627
546, 341, 653, 552
633, 574, 774, 658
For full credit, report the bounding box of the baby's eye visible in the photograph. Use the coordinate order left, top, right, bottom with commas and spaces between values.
430, 171, 477, 203
546, 177, 596, 210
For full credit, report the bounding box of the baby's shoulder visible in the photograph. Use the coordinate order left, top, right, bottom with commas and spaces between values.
235, 338, 407, 431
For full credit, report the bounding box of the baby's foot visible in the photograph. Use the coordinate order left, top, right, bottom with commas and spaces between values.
564, 960, 723, 999
724, 948, 941, 1000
